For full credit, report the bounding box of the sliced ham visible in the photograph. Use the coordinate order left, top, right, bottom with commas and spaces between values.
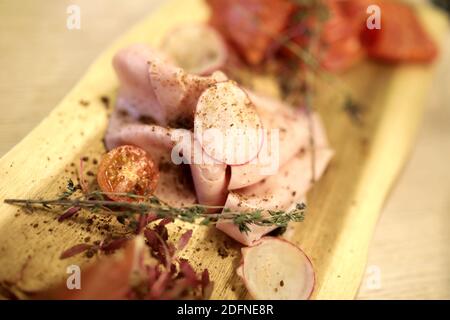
247, 92, 330, 149
228, 92, 329, 190
177, 135, 229, 209
216, 148, 333, 245
149, 61, 227, 126
189, 161, 228, 209
113, 44, 168, 122
113, 44, 227, 127
154, 162, 197, 208
105, 106, 188, 164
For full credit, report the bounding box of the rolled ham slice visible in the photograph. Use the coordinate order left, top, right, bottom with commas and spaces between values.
113, 44, 227, 126
105, 106, 188, 164
154, 162, 197, 208
228, 92, 329, 190
113, 44, 168, 122
177, 134, 229, 209
189, 161, 228, 209
248, 92, 330, 149
216, 148, 333, 245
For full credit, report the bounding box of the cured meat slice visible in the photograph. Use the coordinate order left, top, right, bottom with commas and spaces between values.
177, 135, 229, 209
189, 160, 228, 209
228, 92, 329, 190
113, 44, 227, 126
113, 44, 168, 122
105, 107, 188, 164
216, 148, 333, 245
154, 162, 197, 208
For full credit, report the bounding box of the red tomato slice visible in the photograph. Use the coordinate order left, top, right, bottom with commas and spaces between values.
321, 36, 365, 72
319, 0, 366, 71
284, 0, 364, 72
208, 0, 295, 65
360, 1, 437, 63
97, 145, 159, 202
321, 0, 360, 44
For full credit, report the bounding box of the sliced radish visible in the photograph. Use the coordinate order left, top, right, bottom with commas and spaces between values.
238, 237, 315, 300
160, 24, 227, 75
194, 81, 264, 166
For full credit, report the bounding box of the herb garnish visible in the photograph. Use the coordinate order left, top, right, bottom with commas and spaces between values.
57, 179, 80, 199
4, 188, 306, 235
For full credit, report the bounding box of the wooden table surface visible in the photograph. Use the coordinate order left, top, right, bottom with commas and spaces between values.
0, 0, 448, 299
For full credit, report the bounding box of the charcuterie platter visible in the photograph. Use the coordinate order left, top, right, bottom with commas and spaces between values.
0, 0, 447, 300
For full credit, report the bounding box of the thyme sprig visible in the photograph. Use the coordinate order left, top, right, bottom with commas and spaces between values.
57, 179, 80, 199
4, 189, 306, 235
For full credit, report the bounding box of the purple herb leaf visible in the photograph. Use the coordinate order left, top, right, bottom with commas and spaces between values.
144, 229, 166, 265
146, 213, 158, 223
144, 229, 158, 248
158, 217, 174, 227
60, 244, 92, 259
58, 206, 81, 222
100, 238, 129, 254
201, 269, 210, 288
177, 230, 193, 251
149, 272, 170, 299
146, 265, 159, 286
179, 259, 198, 285
154, 224, 169, 241
201, 269, 214, 299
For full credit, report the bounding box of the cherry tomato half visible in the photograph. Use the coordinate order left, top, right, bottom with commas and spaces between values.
97, 145, 159, 202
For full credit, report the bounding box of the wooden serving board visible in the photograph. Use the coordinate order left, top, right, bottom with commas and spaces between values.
0, 0, 447, 300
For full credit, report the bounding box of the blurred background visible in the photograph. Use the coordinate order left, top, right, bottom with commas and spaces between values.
0, 0, 448, 299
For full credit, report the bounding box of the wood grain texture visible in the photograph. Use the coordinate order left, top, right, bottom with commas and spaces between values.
0, 0, 448, 299
357, 31, 450, 300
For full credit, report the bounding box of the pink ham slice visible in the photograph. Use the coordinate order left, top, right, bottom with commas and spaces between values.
189, 160, 228, 209
176, 134, 229, 209
113, 44, 168, 122
216, 148, 333, 246
105, 106, 188, 164
229, 92, 329, 190
113, 43, 226, 126
154, 162, 197, 208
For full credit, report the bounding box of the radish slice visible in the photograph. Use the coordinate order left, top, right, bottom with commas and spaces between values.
238, 237, 315, 300
160, 24, 227, 75
194, 81, 264, 166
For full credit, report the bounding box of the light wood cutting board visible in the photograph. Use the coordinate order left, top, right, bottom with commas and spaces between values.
0, 0, 447, 299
